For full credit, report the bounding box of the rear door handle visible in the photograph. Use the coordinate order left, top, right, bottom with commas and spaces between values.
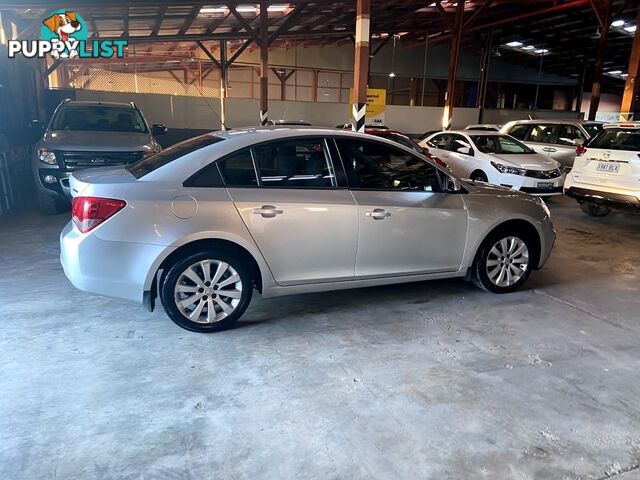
542, 147, 557, 152
252, 205, 283, 218
366, 208, 391, 220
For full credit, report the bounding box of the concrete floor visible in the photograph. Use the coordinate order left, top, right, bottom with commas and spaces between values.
1, 196, 640, 480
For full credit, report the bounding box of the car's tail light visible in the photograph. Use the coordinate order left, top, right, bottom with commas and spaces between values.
576, 145, 587, 156
72, 196, 126, 233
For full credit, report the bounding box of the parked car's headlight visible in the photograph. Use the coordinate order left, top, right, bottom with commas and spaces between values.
38, 149, 57, 165
491, 161, 526, 176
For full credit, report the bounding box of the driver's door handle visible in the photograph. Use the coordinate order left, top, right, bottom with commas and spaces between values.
542, 147, 557, 152
366, 208, 391, 220
252, 205, 283, 218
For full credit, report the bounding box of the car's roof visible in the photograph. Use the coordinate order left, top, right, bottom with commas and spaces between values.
604, 122, 640, 129
212, 126, 402, 142
506, 118, 590, 125
433, 130, 505, 136
60, 100, 135, 109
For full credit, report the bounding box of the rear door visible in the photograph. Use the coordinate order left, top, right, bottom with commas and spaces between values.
574, 127, 640, 191
444, 134, 477, 178
554, 124, 587, 167
424, 132, 452, 167
336, 138, 468, 277
223, 137, 358, 286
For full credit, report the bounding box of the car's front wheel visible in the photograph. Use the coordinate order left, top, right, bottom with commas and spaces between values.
580, 202, 611, 217
161, 250, 253, 333
472, 232, 534, 293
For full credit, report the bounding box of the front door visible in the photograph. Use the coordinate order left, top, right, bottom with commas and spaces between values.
336, 138, 468, 278
221, 139, 358, 286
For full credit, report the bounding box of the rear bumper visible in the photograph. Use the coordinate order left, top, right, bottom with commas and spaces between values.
60, 221, 170, 304
565, 187, 640, 210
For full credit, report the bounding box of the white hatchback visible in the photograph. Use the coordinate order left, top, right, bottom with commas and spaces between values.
564, 122, 640, 216
420, 131, 564, 196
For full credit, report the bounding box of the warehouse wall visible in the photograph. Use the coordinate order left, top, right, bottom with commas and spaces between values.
74, 89, 480, 133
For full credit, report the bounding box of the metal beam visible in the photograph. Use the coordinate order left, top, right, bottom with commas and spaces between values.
267, 5, 306, 46
229, 5, 261, 45
443, 0, 464, 130
587, 0, 612, 120
196, 41, 221, 69
227, 38, 252, 66
352, 0, 370, 132
620, 5, 640, 121
220, 39, 228, 130
477, 30, 492, 123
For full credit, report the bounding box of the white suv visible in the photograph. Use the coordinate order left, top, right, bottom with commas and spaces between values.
564, 122, 640, 216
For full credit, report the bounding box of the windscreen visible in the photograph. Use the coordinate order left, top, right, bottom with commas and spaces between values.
587, 128, 640, 151
51, 106, 148, 133
126, 135, 225, 178
470, 135, 535, 154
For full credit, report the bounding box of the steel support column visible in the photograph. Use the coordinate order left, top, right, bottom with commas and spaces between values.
352, 0, 370, 132
443, 0, 465, 130
588, 0, 612, 121
220, 39, 228, 130
620, 6, 640, 121
477, 31, 492, 123
259, 1, 269, 126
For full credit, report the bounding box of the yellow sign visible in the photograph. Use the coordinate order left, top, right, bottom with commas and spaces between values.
350, 88, 386, 125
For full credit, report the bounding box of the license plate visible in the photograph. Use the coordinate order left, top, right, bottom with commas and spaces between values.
537, 182, 554, 189
596, 162, 620, 173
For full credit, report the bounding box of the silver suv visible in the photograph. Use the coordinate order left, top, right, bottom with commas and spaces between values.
500, 119, 605, 169
60, 127, 555, 333
33, 100, 166, 214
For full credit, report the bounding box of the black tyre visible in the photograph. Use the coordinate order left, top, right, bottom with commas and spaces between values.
472, 231, 535, 293
37, 191, 67, 215
470, 171, 488, 182
161, 249, 253, 333
580, 202, 611, 217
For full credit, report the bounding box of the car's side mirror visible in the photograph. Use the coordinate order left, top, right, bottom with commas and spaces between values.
457, 146, 472, 155
573, 138, 585, 146
152, 124, 168, 135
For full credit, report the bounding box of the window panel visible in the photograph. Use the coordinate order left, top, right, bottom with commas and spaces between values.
337, 139, 441, 192
507, 124, 530, 140
426, 134, 450, 149
217, 148, 258, 187
252, 139, 336, 188
527, 124, 560, 144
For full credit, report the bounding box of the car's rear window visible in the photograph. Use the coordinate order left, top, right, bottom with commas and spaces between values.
583, 123, 604, 138
126, 135, 225, 178
587, 128, 640, 151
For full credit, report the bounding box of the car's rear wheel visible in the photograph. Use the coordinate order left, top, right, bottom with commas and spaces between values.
472, 232, 533, 293
580, 202, 611, 217
161, 250, 253, 333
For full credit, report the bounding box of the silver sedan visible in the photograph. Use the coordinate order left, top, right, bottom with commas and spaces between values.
60, 127, 555, 332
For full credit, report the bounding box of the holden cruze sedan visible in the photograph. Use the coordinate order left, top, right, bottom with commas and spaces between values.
61, 127, 555, 333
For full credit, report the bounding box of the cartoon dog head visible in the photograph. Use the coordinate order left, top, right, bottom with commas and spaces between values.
42, 11, 82, 42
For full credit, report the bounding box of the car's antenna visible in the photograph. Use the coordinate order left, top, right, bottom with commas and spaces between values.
190, 80, 227, 132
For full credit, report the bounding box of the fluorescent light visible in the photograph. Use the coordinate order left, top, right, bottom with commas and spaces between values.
522, 45, 535, 50
237, 5, 257, 13
535, 49, 549, 54
388, 72, 396, 77
505, 41, 523, 47
624, 25, 636, 32
611, 19, 625, 27
608, 70, 622, 74
621, 73, 628, 77
200, 7, 227, 13
268, 4, 290, 12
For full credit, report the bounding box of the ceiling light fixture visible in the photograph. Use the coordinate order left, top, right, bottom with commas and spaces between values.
608, 70, 622, 74
535, 49, 549, 54
624, 25, 637, 33
611, 19, 625, 27
505, 41, 523, 47
522, 45, 535, 50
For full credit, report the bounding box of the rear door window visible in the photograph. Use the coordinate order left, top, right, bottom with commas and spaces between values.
557, 125, 586, 146
507, 124, 530, 140
426, 133, 451, 149
526, 124, 560, 144
217, 149, 258, 187
251, 138, 337, 188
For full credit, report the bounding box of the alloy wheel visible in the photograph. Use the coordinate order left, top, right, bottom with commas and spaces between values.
485, 236, 529, 287
173, 259, 243, 323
